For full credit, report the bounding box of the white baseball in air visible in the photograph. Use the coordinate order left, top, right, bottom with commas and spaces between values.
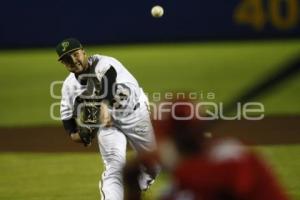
204, 132, 213, 139
151, 5, 164, 18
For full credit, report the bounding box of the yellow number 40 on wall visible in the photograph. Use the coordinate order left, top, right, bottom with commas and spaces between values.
234, 0, 299, 31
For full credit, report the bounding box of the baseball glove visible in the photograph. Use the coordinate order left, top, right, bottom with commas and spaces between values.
78, 100, 100, 146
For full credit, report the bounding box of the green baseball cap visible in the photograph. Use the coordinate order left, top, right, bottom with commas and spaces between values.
56, 38, 83, 61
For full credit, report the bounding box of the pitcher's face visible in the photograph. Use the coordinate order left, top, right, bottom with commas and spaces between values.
60, 49, 88, 74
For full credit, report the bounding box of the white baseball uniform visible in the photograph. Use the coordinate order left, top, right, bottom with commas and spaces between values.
60, 55, 159, 200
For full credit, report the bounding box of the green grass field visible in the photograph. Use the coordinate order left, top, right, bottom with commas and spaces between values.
0, 40, 300, 126
0, 40, 300, 199
0, 145, 299, 200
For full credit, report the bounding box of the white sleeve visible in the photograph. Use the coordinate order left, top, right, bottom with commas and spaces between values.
60, 83, 74, 120
94, 57, 112, 82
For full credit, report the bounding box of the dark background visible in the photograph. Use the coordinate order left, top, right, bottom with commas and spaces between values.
0, 0, 299, 48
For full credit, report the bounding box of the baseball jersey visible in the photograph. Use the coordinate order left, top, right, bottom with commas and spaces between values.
162, 138, 289, 200
60, 54, 147, 132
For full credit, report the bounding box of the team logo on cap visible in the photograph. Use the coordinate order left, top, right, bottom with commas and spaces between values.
61, 42, 69, 52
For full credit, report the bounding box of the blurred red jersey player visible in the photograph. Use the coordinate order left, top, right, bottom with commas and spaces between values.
155, 98, 290, 200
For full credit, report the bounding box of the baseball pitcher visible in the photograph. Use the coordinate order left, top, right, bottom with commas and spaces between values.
56, 38, 160, 200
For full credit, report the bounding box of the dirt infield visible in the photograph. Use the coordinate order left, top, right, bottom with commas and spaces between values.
0, 116, 299, 152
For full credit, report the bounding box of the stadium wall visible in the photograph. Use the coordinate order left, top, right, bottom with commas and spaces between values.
0, 0, 300, 48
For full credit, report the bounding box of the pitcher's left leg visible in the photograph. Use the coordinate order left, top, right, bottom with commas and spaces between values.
97, 127, 127, 200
